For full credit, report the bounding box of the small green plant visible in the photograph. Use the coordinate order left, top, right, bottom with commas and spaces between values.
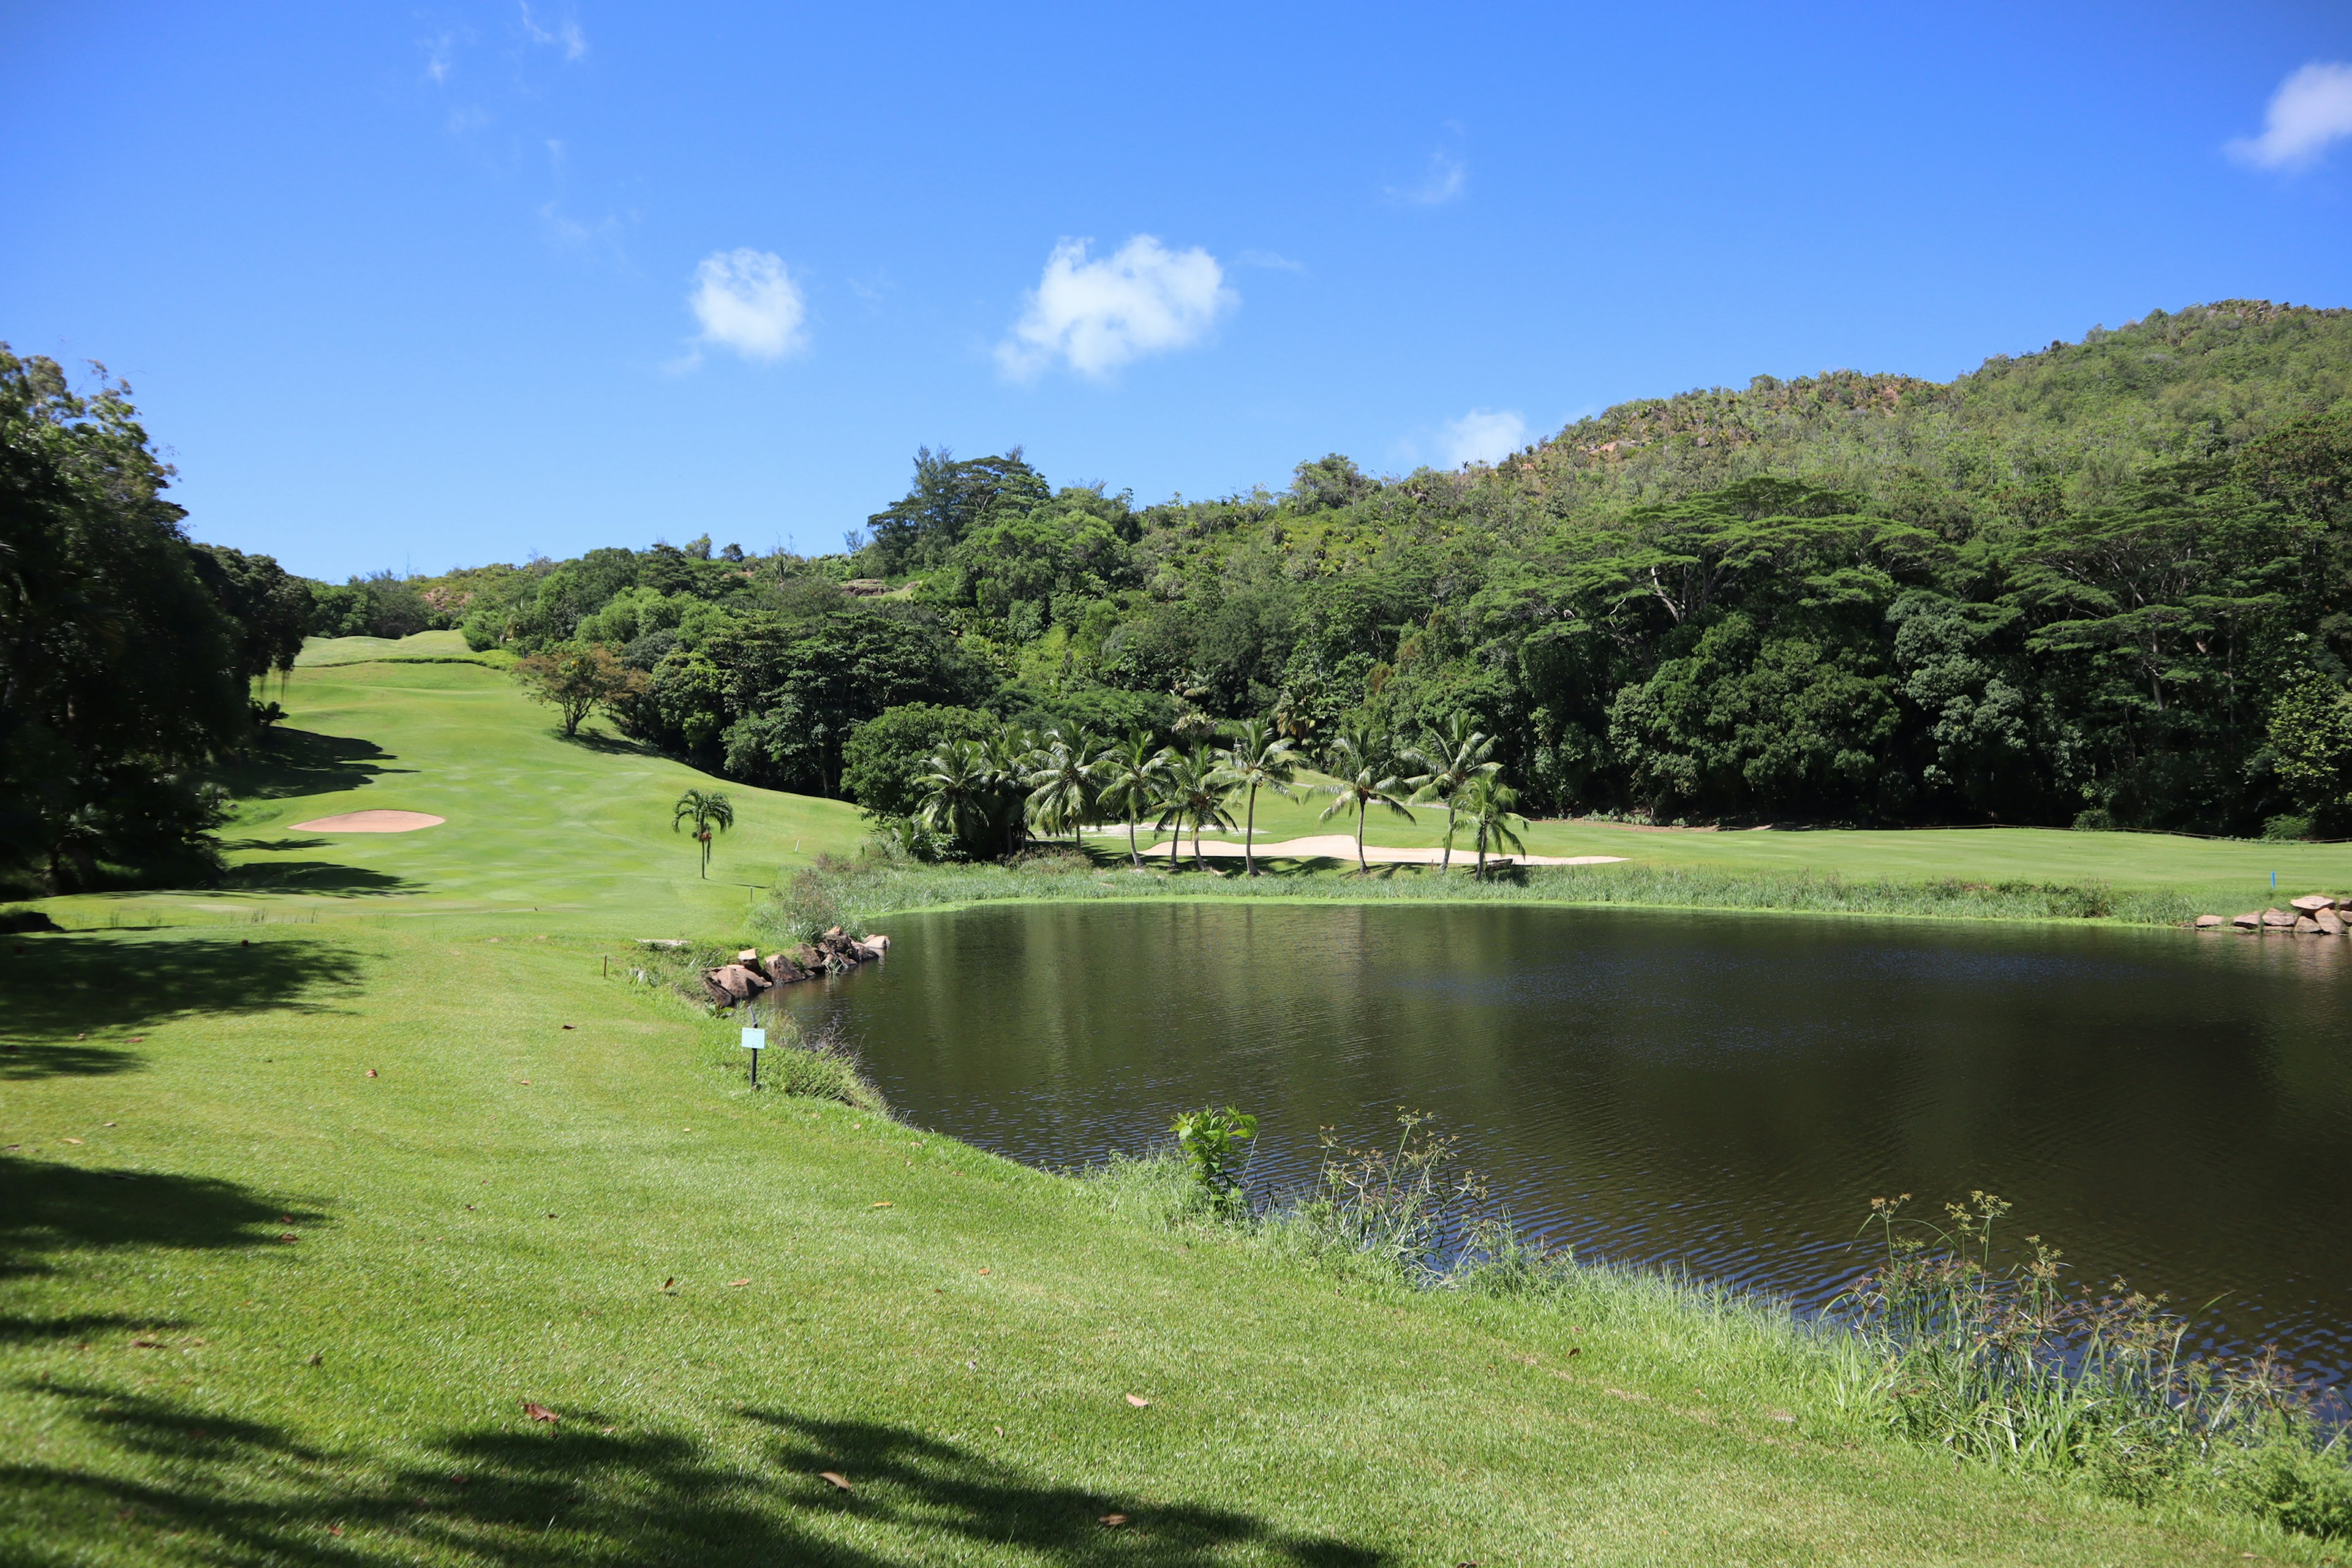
1169, 1105, 1257, 1213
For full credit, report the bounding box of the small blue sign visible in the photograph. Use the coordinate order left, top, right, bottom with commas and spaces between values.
740, 1027, 767, 1052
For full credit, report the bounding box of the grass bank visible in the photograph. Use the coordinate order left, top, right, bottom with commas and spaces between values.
6, 921, 2344, 1565
758, 844, 2219, 946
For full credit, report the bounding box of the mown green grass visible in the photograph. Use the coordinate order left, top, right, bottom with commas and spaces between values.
4, 640, 2346, 1562
4, 924, 2329, 1566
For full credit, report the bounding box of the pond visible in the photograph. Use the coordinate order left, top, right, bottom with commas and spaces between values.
777, 901, 2352, 1384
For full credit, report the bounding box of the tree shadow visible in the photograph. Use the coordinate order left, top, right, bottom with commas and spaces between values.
0, 931, 366, 1045
219, 837, 333, 854
219, 862, 421, 897
557, 727, 655, 757
1, 1156, 328, 1283
0, 1039, 138, 1080
5, 1387, 1389, 1567
213, 728, 412, 802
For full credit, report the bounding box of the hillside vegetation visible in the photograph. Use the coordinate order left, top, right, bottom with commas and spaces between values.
396, 301, 2352, 842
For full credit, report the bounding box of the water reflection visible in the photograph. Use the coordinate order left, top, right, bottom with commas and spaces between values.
780, 903, 2352, 1384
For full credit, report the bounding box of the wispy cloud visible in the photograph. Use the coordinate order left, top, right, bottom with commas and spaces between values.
685, 249, 809, 364
1387, 149, 1466, 206
997, 236, 1236, 382
1442, 409, 1528, 468
423, 30, 459, 83
1237, 249, 1307, 273
519, 2, 587, 62
2228, 61, 2352, 170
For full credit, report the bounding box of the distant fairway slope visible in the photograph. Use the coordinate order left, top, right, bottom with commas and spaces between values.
42, 633, 867, 934
2, 638, 2346, 1564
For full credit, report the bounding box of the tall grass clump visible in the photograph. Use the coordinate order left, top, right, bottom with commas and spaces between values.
1839, 1193, 2351, 1531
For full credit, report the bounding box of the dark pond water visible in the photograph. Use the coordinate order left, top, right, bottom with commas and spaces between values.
777, 902, 2352, 1384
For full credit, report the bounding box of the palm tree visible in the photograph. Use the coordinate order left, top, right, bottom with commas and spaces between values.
915, 740, 995, 852
672, 787, 734, 878
1156, 745, 1238, 873
1457, 774, 1528, 880
1317, 737, 1415, 873
1096, 733, 1172, 868
1023, 727, 1108, 844
1220, 717, 1298, 877
981, 726, 1043, 857
1402, 714, 1501, 873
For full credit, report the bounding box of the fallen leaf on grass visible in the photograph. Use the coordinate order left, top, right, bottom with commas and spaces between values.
278, 1232, 298, 1243
61, 1137, 83, 1145
1099, 1512, 1129, 1528
306, 1352, 323, 1365
978, 1267, 989, 1276
328, 1524, 342, 1537
103, 1121, 116, 1127
870, 1200, 894, 1208
521, 1401, 559, 1425
366, 1069, 378, 1078
562, 1024, 575, 1030
661, 1277, 676, 1291
727, 1278, 750, 1287
1768, 1411, 1796, 1423
818, 1471, 852, 1492
132, 1339, 162, 1349
1124, 1394, 1151, 1408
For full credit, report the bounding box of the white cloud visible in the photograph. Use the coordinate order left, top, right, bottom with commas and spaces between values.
1442, 409, 1528, 468
519, 2, 587, 61
997, 235, 1236, 381
2228, 61, 2352, 170
1388, 149, 1466, 206
688, 249, 808, 362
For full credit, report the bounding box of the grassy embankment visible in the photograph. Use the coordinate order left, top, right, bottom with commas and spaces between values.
3, 637, 2348, 1563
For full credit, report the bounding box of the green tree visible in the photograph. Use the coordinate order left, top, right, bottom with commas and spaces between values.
1219, 717, 1298, 876
1401, 714, 1499, 872
839, 703, 997, 818
1096, 733, 1172, 868
1455, 775, 1528, 880
1317, 737, 1415, 873
514, 643, 644, 739
1155, 746, 1237, 872
1023, 726, 1108, 843
2268, 672, 2352, 822
914, 740, 997, 854
671, 788, 734, 878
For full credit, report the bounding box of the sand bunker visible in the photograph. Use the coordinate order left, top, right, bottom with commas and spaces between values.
289, 810, 446, 834
1137, 834, 1624, 867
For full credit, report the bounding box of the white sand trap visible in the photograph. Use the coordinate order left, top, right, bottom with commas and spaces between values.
289, 810, 446, 834
1139, 834, 1625, 867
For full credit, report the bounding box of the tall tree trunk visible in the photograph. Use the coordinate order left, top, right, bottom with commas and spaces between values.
1245, 782, 1259, 876
1355, 805, 1368, 873
1127, 812, 1140, 869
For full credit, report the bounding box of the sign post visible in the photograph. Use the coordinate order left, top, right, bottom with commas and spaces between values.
741, 1024, 766, 1088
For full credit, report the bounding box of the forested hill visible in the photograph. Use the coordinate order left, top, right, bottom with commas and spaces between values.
1510, 300, 2352, 531
332, 301, 2352, 844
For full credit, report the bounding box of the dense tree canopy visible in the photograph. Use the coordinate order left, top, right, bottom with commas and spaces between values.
286, 301, 2352, 842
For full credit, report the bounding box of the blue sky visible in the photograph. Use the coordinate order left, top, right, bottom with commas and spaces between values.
4, 3, 2350, 580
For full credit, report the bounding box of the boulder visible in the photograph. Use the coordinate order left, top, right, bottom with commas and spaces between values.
2318, 909, 2346, 937
2295, 915, 2323, 935
2261, 908, 2299, 930
699, 963, 772, 1006
864, 933, 891, 953
2291, 894, 2339, 913
2233, 912, 2263, 931
764, 952, 808, 983
2194, 914, 2225, 929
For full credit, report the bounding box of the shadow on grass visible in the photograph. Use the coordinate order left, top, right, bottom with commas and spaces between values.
4, 1385, 1389, 1566
0, 932, 366, 1046
1, 1156, 327, 1283
219, 862, 421, 897
557, 726, 656, 758
213, 728, 411, 801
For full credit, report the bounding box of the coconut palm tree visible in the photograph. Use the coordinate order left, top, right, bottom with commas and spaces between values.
1096, 733, 1172, 868
1023, 727, 1108, 844
1457, 774, 1528, 880
1402, 714, 1501, 873
1156, 745, 1238, 873
915, 740, 994, 853
671, 787, 734, 878
1220, 717, 1298, 877
1317, 737, 1415, 873
981, 726, 1043, 857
